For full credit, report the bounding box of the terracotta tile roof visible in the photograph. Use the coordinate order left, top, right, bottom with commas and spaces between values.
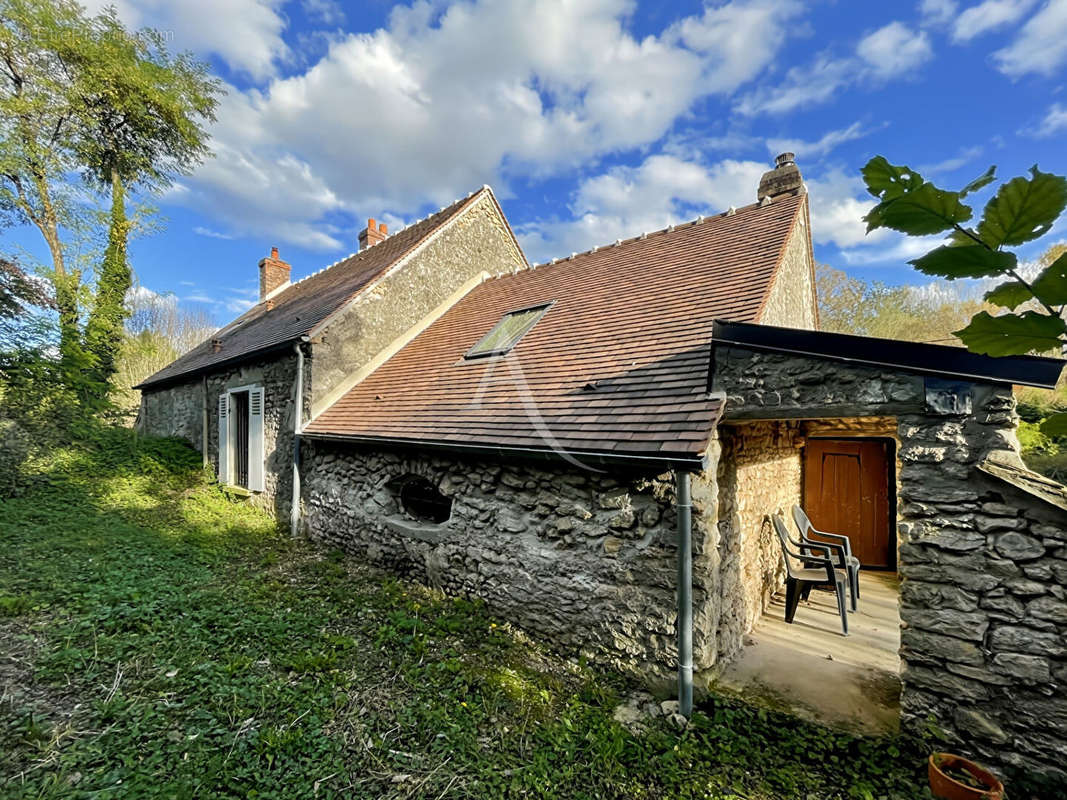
303, 194, 806, 463
136, 189, 491, 388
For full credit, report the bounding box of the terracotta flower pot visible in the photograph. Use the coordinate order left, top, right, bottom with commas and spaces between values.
928, 753, 1004, 800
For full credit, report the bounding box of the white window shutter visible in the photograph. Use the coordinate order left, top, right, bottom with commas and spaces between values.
217, 393, 230, 485
248, 387, 265, 493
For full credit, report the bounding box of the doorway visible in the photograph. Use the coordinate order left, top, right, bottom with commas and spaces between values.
233, 390, 250, 489
803, 438, 893, 569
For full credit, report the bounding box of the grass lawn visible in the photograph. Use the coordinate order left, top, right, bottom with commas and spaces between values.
0, 428, 931, 799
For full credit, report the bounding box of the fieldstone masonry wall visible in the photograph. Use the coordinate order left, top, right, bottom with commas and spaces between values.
713, 344, 1066, 781
139, 350, 303, 517
301, 443, 706, 675
899, 469, 1067, 779
300, 435, 787, 678
715, 421, 801, 657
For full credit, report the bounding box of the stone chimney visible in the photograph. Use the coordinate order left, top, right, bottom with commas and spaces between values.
258, 246, 290, 302
757, 152, 805, 202
358, 218, 388, 250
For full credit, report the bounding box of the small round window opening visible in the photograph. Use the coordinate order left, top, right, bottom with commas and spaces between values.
399, 476, 452, 524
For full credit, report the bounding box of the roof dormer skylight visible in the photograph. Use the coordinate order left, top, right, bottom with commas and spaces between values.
464, 302, 552, 359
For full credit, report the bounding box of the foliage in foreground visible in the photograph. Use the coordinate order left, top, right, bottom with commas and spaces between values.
860, 156, 1067, 435
0, 428, 935, 799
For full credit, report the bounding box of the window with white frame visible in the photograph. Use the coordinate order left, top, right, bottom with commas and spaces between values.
218, 385, 265, 492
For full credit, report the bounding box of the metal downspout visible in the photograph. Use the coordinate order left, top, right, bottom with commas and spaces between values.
290, 338, 308, 537
676, 469, 693, 717
201, 374, 209, 467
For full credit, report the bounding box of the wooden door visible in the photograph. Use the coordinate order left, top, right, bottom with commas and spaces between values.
803, 439, 892, 568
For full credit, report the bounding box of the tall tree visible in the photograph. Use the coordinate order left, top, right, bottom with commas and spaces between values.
0, 0, 85, 365
0, 1, 220, 400
74, 11, 220, 394
860, 155, 1067, 433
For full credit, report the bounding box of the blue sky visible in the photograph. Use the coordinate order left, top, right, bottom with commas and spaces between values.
9, 0, 1067, 323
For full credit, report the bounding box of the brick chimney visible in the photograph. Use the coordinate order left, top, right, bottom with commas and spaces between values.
358, 218, 388, 251
757, 152, 805, 202
258, 246, 290, 302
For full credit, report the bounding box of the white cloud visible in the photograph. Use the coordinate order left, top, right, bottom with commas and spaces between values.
995, 0, 1067, 76
126, 284, 177, 308
765, 121, 874, 160
81, 0, 289, 81
803, 169, 947, 264
1032, 103, 1067, 136
170, 0, 804, 249
952, 0, 1036, 41
517, 154, 768, 262
840, 234, 946, 266
920, 0, 959, 25
803, 169, 881, 249
738, 21, 930, 116
736, 54, 854, 115
518, 152, 945, 267
193, 226, 235, 240
184, 285, 259, 314
917, 145, 984, 173
856, 22, 933, 78
302, 0, 345, 26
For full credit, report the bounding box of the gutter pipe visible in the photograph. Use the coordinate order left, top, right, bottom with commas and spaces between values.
676, 469, 694, 718
290, 336, 308, 536
675, 390, 727, 719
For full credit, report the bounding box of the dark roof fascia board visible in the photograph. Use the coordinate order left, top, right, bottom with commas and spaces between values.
134, 339, 299, 390
299, 430, 708, 471
711, 319, 1065, 390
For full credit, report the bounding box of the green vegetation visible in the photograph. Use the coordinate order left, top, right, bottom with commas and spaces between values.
1, 428, 931, 799
860, 156, 1067, 436
1, 0, 220, 405
816, 263, 985, 344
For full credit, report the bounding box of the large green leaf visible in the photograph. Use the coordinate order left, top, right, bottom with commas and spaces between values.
909, 245, 1015, 279
1040, 411, 1067, 437
984, 281, 1034, 310
1030, 252, 1067, 307
861, 156, 924, 200
864, 183, 972, 235
955, 311, 1067, 356
959, 165, 996, 199
977, 166, 1067, 248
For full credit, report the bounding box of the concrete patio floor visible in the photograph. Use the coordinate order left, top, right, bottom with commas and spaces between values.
704, 572, 902, 736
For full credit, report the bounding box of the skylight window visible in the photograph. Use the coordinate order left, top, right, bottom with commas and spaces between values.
465, 303, 552, 359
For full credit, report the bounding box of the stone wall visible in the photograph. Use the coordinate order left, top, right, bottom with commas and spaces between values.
758, 205, 817, 330
715, 421, 802, 659
310, 192, 525, 417
301, 440, 741, 676
140, 350, 303, 517
714, 344, 1067, 781
139, 374, 203, 452
899, 468, 1067, 781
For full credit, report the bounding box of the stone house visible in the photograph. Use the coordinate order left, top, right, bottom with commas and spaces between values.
136, 156, 1067, 780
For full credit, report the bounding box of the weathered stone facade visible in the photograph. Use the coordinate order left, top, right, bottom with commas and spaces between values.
140, 351, 303, 517
758, 212, 817, 330
300, 443, 709, 676
715, 421, 802, 656
299, 427, 804, 681
899, 467, 1067, 779
713, 343, 1066, 782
